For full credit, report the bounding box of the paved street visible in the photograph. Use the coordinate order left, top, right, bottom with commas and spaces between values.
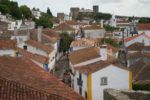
54, 55, 70, 80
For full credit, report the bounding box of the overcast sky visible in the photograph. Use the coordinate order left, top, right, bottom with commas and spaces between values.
13, 0, 150, 17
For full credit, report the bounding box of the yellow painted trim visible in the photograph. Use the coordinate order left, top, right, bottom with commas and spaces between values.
129, 71, 132, 90
88, 74, 92, 100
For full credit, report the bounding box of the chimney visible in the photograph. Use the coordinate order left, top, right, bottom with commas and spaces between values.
14, 27, 18, 36
37, 26, 43, 42
101, 20, 104, 28
99, 45, 107, 61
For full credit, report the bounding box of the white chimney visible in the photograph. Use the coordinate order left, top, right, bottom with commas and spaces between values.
37, 26, 43, 42
14, 27, 18, 36
101, 20, 104, 28
100, 45, 107, 61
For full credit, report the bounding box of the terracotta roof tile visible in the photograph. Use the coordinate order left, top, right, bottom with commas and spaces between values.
0, 40, 17, 50
18, 48, 49, 64
25, 40, 53, 53
138, 23, 150, 30
127, 42, 144, 51
83, 25, 102, 30
116, 20, 130, 23
129, 59, 150, 84
75, 61, 128, 74
53, 23, 75, 32
70, 38, 97, 47
0, 76, 68, 100
124, 34, 144, 42
107, 44, 120, 52
69, 47, 100, 65
0, 57, 85, 100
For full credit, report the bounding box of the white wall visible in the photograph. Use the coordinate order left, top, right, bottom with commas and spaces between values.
48, 50, 56, 70
125, 35, 144, 47
84, 29, 105, 39
18, 43, 48, 57
72, 46, 91, 51
73, 71, 88, 98
11, 35, 28, 44
0, 50, 15, 57
92, 65, 129, 100
138, 30, 150, 36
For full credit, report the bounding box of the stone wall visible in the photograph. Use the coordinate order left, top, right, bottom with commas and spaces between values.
104, 89, 150, 100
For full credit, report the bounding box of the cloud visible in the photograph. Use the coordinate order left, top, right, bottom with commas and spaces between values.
92, 0, 123, 4
15, 0, 150, 17
138, 0, 150, 3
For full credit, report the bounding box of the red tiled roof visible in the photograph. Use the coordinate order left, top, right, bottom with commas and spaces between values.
138, 23, 150, 30
25, 40, 53, 53
83, 25, 102, 30
0, 40, 17, 50
69, 47, 100, 65
0, 57, 85, 100
124, 34, 144, 42
0, 76, 68, 100
65, 20, 79, 25
75, 61, 128, 74
43, 28, 59, 43
70, 38, 97, 47
129, 59, 150, 84
18, 48, 49, 64
127, 42, 144, 51
53, 23, 75, 32
116, 20, 130, 23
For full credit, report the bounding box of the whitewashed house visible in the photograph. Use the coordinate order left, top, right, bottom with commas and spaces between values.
69, 45, 131, 100
18, 39, 55, 70
83, 25, 105, 39
32, 9, 41, 19
124, 33, 150, 47
8, 20, 22, 30
0, 40, 17, 57
53, 23, 75, 35
74, 61, 132, 100
138, 23, 150, 36
10, 29, 29, 44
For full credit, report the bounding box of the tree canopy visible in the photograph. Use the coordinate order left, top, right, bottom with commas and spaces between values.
104, 25, 118, 32
47, 7, 53, 18
139, 17, 150, 23
20, 5, 32, 19
36, 16, 53, 28
0, 0, 22, 19
101, 38, 120, 47
59, 32, 73, 52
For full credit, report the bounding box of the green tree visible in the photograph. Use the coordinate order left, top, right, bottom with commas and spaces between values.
47, 7, 53, 18
139, 17, 150, 23
101, 38, 119, 47
36, 16, 53, 28
59, 32, 73, 52
0, 0, 10, 5
104, 25, 117, 32
20, 5, 32, 19
0, 0, 10, 14
9, 1, 22, 19
0, 4, 9, 14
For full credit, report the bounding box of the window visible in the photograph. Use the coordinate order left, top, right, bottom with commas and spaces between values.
101, 77, 108, 85
23, 45, 27, 50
